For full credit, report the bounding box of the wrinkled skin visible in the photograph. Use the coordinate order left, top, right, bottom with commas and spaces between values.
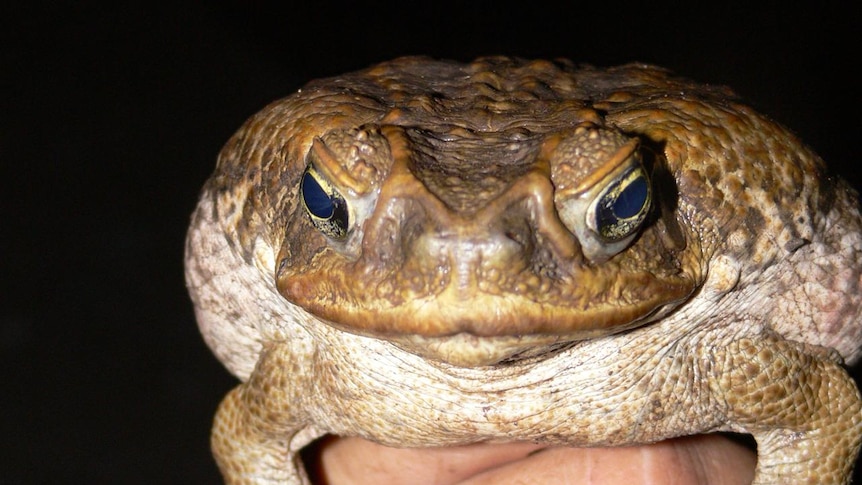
184, 57, 862, 484
311, 434, 756, 484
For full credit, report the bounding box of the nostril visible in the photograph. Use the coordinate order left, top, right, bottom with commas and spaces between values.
500, 208, 538, 256
504, 229, 527, 246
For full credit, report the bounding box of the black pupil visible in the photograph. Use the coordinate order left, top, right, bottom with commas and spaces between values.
612, 175, 647, 219
302, 172, 335, 218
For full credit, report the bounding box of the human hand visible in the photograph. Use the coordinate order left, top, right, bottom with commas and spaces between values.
305, 434, 756, 484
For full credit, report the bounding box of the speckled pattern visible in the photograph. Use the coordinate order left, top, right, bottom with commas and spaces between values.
185, 57, 862, 484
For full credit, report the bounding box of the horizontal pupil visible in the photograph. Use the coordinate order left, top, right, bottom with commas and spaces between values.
302, 172, 335, 218
612, 175, 647, 219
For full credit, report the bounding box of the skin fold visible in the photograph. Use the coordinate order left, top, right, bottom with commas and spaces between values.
308, 435, 757, 485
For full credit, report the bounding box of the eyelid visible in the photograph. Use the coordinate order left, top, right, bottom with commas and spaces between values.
557, 139, 640, 198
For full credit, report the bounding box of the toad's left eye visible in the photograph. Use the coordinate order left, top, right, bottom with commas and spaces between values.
590, 165, 651, 242
300, 166, 349, 239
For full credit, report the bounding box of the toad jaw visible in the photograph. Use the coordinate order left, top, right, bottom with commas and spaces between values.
276, 125, 696, 365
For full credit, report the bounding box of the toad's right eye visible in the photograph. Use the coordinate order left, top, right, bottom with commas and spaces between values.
589, 163, 651, 242
300, 166, 349, 239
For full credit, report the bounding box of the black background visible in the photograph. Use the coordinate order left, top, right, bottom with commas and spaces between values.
3, 2, 859, 483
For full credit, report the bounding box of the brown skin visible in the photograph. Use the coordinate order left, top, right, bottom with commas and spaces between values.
187, 57, 862, 483
309, 435, 756, 485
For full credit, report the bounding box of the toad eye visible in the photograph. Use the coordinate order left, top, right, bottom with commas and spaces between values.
300, 166, 349, 239
590, 165, 651, 242
552, 136, 654, 263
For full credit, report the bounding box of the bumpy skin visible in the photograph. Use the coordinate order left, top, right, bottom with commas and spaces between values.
184, 57, 862, 484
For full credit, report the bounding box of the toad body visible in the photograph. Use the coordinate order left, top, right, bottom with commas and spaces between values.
184, 57, 862, 484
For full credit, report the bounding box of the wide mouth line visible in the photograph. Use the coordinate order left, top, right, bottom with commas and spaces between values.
289, 283, 684, 339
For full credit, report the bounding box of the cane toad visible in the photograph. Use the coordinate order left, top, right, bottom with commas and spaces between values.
184, 56, 862, 484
